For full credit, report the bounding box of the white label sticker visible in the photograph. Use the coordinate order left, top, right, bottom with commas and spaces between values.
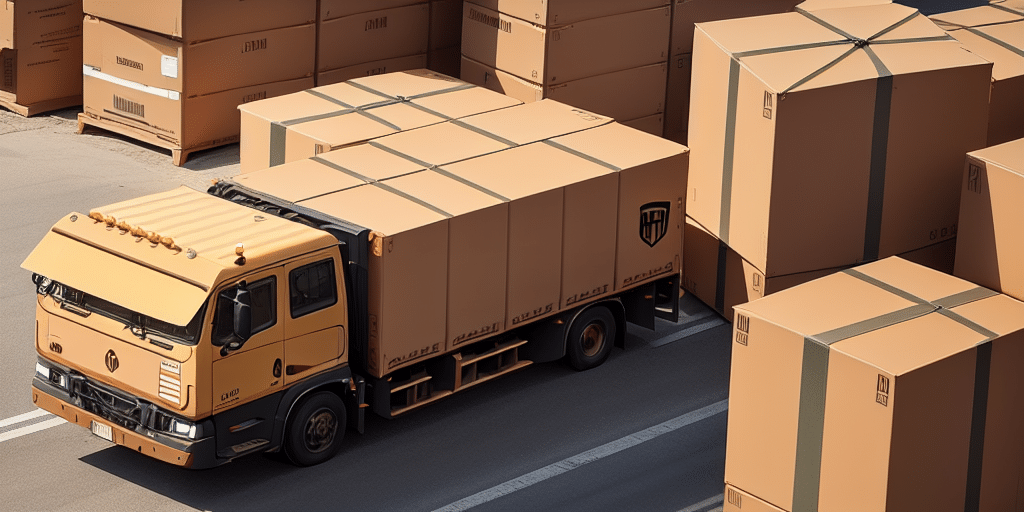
161, 55, 178, 78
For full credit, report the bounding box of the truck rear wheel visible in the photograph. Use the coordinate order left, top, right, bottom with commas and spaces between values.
285, 392, 346, 466
566, 306, 616, 371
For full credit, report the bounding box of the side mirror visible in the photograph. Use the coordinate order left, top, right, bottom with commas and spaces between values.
233, 288, 252, 342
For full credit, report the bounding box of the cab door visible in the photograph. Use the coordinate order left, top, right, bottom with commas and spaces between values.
283, 248, 347, 386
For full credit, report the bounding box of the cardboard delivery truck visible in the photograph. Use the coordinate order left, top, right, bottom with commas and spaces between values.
22, 102, 687, 468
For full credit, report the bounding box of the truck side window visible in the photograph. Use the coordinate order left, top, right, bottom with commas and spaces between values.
213, 277, 277, 341
290, 259, 337, 318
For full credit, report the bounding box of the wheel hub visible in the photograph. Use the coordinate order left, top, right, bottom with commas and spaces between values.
304, 408, 337, 453
581, 324, 606, 357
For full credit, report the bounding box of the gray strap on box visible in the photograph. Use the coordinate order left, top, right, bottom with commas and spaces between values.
931, 15, 1024, 57
541, 140, 622, 172
791, 266, 999, 512
367, 140, 512, 203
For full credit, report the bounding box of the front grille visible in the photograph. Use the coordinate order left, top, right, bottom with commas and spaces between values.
70, 374, 143, 429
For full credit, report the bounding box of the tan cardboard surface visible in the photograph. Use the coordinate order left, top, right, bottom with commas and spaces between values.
955, 138, 1024, 303
670, 0, 801, 55
1, 0, 81, 106
723, 484, 787, 512
84, 16, 315, 97
82, 0, 316, 42
620, 113, 664, 138
730, 257, 1024, 512
317, 54, 428, 87
461, 57, 667, 121
932, 6, 1024, 146
468, 0, 668, 27
687, 4, 991, 277
795, 0, 891, 12
318, 4, 429, 73
461, 3, 670, 85
321, 0, 426, 21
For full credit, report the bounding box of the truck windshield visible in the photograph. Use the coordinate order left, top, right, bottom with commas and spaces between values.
55, 284, 206, 346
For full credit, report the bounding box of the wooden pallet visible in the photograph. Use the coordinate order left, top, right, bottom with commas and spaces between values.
76, 112, 238, 167
0, 92, 81, 117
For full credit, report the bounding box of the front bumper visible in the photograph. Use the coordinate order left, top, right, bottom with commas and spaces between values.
31, 375, 220, 469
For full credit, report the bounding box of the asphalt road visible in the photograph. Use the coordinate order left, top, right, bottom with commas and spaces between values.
0, 108, 733, 512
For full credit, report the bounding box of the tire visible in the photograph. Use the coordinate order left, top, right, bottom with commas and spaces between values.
566, 306, 616, 371
284, 392, 346, 467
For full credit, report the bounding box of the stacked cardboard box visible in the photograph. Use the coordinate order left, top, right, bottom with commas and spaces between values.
316, 0, 429, 87
663, 0, 801, 144
726, 257, 1024, 512
459, 0, 671, 136
682, 3, 992, 317
230, 99, 687, 377
78, 0, 317, 166
1, 0, 82, 116
428, 0, 463, 77
236, 68, 522, 174
954, 138, 1024, 304
931, 3, 1024, 147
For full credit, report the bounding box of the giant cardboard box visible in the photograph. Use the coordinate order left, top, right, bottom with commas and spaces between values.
318, 4, 429, 74
461, 56, 667, 121
931, 5, 1024, 146
954, 138, 1024, 303
237, 69, 521, 173
320, 0, 426, 21
83, 16, 315, 97
1, 0, 82, 111
82, 0, 315, 42
467, 0, 667, 26
687, 4, 991, 278
728, 257, 1024, 512
230, 100, 687, 377
461, 3, 670, 87
683, 215, 956, 321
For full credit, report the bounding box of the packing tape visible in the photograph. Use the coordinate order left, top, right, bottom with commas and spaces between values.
714, 9, 953, 262
82, 65, 180, 101
789, 268, 997, 512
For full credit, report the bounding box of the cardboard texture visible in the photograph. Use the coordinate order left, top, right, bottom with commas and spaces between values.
461, 3, 670, 87
687, 4, 992, 278
320, 0, 426, 21
0, 0, 82, 108
82, 0, 316, 42
620, 113, 664, 138
461, 56, 667, 121
230, 100, 687, 377
728, 257, 1024, 512
795, 0, 892, 12
955, 138, 1024, 303
467, 0, 668, 27
237, 69, 521, 173
317, 54, 427, 87
683, 215, 957, 321
723, 484, 787, 512
83, 72, 313, 150
931, 5, 1024, 147
83, 16, 315, 97
318, 4, 429, 73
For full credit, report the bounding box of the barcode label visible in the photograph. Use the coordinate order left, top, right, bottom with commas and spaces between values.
113, 95, 144, 117
735, 314, 750, 345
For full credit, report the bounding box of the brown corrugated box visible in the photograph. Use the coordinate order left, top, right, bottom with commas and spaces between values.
794, 0, 892, 12
620, 113, 664, 137
931, 5, 1024, 147
461, 56, 667, 121
318, 4, 429, 74
320, 0, 426, 21
83, 16, 314, 97
687, 4, 991, 278
317, 54, 427, 87
683, 215, 957, 321
663, 0, 801, 143
728, 257, 1024, 512
955, 138, 1024, 303
82, 0, 315, 42
237, 69, 522, 173
232, 100, 687, 377
1, 0, 82, 111
461, 3, 669, 87
723, 484, 786, 512
468, 0, 668, 26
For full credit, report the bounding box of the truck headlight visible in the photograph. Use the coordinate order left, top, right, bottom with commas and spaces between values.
36, 362, 67, 389
169, 418, 197, 440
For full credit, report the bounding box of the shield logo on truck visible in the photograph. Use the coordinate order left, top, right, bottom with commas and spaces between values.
105, 349, 119, 373
639, 202, 670, 248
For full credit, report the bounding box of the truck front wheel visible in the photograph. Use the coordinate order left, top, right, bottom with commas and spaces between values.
566, 306, 616, 371
285, 392, 346, 466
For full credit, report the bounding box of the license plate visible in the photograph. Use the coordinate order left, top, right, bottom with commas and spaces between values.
90, 420, 113, 442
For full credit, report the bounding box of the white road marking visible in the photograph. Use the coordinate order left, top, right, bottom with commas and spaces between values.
433, 399, 729, 512
678, 493, 724, 512
0, 408, 51, 428
0, 417, 67, 443
651, 317, 726, 348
